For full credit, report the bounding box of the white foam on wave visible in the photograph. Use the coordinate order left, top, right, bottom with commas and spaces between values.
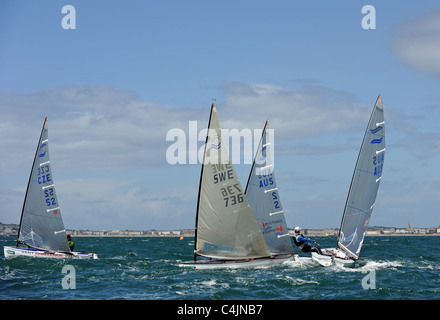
201, 279, 230, 289
201, 279, 217, 286
276, 274, 319, 286
337, 259, 404, 273
283, 257, 315, 269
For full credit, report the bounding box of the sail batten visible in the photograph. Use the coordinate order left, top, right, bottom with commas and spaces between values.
277, 233, 290, 238
269, 210, 284, 216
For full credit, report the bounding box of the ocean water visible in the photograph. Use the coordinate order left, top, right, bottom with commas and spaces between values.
1, 235, 439, 301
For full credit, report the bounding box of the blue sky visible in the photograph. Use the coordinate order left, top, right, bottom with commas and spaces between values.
0, 1, 439, 231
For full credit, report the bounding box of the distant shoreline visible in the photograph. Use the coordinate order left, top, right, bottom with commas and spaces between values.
1, 223, 439, 238
1, 233, 439, 238
65, 233, 440, 237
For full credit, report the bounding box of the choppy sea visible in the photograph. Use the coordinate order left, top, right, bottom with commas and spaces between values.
1, 235, 439, 309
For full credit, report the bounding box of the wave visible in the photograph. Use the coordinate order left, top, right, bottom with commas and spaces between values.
276, 274, 319, 286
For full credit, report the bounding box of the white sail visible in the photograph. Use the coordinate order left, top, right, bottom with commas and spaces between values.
17, 118, 70, 253
245, 121, 294, 255
194, 105, 271, 260
337, 96, 385, 259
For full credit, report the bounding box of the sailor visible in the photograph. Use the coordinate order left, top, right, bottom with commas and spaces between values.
67, 234, 75, 251
292, 226, 322, 255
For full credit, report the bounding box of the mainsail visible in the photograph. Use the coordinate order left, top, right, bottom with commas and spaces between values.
337, 96, 385, 259
17, 118, 70, 252
245, 121, 294, 255
194, 105, 270, 260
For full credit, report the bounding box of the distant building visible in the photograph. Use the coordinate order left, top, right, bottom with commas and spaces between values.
301, 228, 338, 237
0, 223, 438, 237
366, 229, 383, 236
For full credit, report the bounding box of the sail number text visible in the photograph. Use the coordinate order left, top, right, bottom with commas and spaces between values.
38, 164, 57, 207
221, 184, 244, 207
37, 164, 52, 185
44, 187, 57, 207
212, 163, 245, 207
271, 191, 280, 209
258, 168, 280, 209
373, 153, 384, 177
212, 163, 234, 184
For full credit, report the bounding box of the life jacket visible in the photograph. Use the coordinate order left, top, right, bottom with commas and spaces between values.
293, 234, 306, 249
68, 240, 74, 251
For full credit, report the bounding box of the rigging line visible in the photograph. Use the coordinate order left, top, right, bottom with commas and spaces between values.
346, 205, 371, 216
357, 168, 374, 175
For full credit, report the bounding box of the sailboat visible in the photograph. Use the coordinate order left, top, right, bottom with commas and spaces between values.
179, 105, 294, 269
245, 120, 297, 257
3, 118, 98, 259
311, 96, 385, 267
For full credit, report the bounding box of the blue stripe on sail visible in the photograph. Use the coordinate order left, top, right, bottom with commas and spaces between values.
371, 137, 383, 144
210, 142, 221, 150
370, 126, 383, 134
209, 135, 221, 150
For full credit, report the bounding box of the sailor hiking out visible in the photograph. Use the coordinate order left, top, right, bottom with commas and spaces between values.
292, 226, 323, 255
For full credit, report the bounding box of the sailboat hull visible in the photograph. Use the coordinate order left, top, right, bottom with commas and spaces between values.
3, 246, 98, 260
333, 256, 356, 267
179, 254, 295, 269
311, 252, 333, 267
311, 249, 356, 267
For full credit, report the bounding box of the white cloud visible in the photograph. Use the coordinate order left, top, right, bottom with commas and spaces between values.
55, 176, 198, 230
220, 82, 370, 139
385, 105, 440, 161
389, 9, 440, 76
0, 86, 202, 172
0, 83, 375, 174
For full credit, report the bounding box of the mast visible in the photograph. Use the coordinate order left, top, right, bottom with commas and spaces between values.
16, 117, 47, 247
193, 104, 215, 262
336, 95, 382, 253
244, 120, 268, 193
